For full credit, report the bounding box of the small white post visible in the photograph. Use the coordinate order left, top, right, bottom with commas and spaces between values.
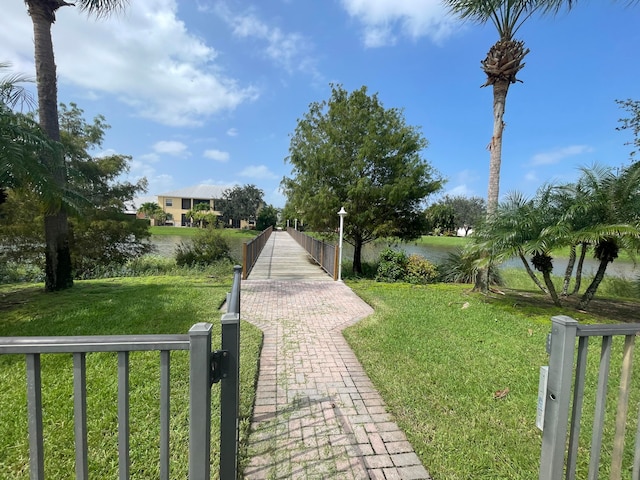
337, 207, 347, 281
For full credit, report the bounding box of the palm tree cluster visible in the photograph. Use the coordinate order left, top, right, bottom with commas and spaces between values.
137, 202, 171, 226
471, 163, 640, 310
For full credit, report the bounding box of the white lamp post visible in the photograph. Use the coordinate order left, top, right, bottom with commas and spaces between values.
337, 206, 347, 281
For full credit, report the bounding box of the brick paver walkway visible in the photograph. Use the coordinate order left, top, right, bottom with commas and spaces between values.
241, 232, 431, 479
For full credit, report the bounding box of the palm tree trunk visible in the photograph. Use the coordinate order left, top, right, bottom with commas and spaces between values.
571, 243, 588, 295
578, 257, 609, 310
487, 79, 509, 214
474, 79, 510, 293
29, 2, 73, 291
561, 244, 577, 296
542, 271, 561, 307
518, 250, 547, 293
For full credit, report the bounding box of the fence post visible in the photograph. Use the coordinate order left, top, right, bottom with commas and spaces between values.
220, 265, 241, 479
539, 315, 579, 480
189, 323, 213, 480
242, 242, 248, 279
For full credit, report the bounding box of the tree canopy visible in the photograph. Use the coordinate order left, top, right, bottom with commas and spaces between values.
282, 84, 443, 273
0, 102, 150, 278
220, 184, 264, 228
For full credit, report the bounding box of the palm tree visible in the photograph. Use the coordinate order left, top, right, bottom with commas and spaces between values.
473, 190, 563, 305
443, 0, 573, 292
23, 0, 128, 291
1, 63, 60, 208
563, 163, 640, 310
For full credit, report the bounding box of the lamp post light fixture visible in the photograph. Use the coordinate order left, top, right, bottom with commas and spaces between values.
337, 207, 347, 281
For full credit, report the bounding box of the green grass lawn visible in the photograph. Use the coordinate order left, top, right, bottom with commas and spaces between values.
0, 273, 262, 479
344, 280, 640, 479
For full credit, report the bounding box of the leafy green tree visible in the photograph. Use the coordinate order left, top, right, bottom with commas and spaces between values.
442, 195, 486, 235
282, 84, 443, 274
220, 184, 263, 228
256, 204, 279, 231
616, 98, 640, 159
0, 103, 150, 279
23, 0, 129, 290
425, 203, 456, 235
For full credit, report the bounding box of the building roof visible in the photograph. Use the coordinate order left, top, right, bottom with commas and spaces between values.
157, 184, 232, 199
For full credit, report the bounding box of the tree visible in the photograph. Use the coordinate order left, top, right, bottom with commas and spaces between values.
1, 103, 150, 279
443, 0, 572, 292
561, 163, 640, 310
220, 184, 263, 228
138, 202, 162, 220
1, 62, 59, 208
256, 204, 279, 231
428, 195, 486, 235
23, 0, 128, 290
425, 203, 456, 235
472, 190, 562, 305
282, 84, 443, 274
185, 202, 217, 228
616, 99, 640, 159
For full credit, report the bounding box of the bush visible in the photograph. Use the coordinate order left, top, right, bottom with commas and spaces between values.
438, 248, 503, 286
175, 227, 231, 267
405, 254, 438, 284
375, 248, 408, 282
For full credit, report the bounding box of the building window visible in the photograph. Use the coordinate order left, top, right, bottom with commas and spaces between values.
165, 198, 173, 207
194, 199, 210, 208
182, 198, 191, 210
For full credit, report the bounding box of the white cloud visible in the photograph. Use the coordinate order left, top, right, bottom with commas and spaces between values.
215, 3, 319, 76
339, 0, 455, 47
524, 171, 538, 182
203, 149, 230, 162
153, 140, 189, 156
226, 128, 239, 137
138, 153, 161, 163
445, 184, 472, 197
2, 0, 257, 127
239, 165, 278, 179
530, 145, 594, 166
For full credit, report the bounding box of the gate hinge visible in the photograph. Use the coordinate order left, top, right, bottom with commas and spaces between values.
210, 350, 229, 386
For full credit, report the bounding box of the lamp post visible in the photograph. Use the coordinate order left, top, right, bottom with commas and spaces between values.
337, 207, 347, 281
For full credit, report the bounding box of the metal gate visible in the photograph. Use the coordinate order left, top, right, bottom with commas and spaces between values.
0, 266, 242, 480
540, 315, 640, 479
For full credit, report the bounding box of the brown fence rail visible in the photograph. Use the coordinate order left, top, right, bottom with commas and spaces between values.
242, 226, 273, 279
287, 229, 338, 280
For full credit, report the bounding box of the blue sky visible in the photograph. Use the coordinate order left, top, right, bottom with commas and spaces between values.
3, 1, 639, 208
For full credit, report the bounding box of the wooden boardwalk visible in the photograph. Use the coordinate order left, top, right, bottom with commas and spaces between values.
247, 231, 332, 281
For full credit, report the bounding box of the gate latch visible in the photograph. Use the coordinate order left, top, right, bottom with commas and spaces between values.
210, 350, 229, 385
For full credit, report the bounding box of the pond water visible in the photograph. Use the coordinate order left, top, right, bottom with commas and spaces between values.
148, 235, 637, 279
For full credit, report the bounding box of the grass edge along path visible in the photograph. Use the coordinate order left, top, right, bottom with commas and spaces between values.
344, 280, 640, 479
0, 275, 262, 479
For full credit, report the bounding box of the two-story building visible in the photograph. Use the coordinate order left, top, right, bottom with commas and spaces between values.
157, 185, 229, 227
